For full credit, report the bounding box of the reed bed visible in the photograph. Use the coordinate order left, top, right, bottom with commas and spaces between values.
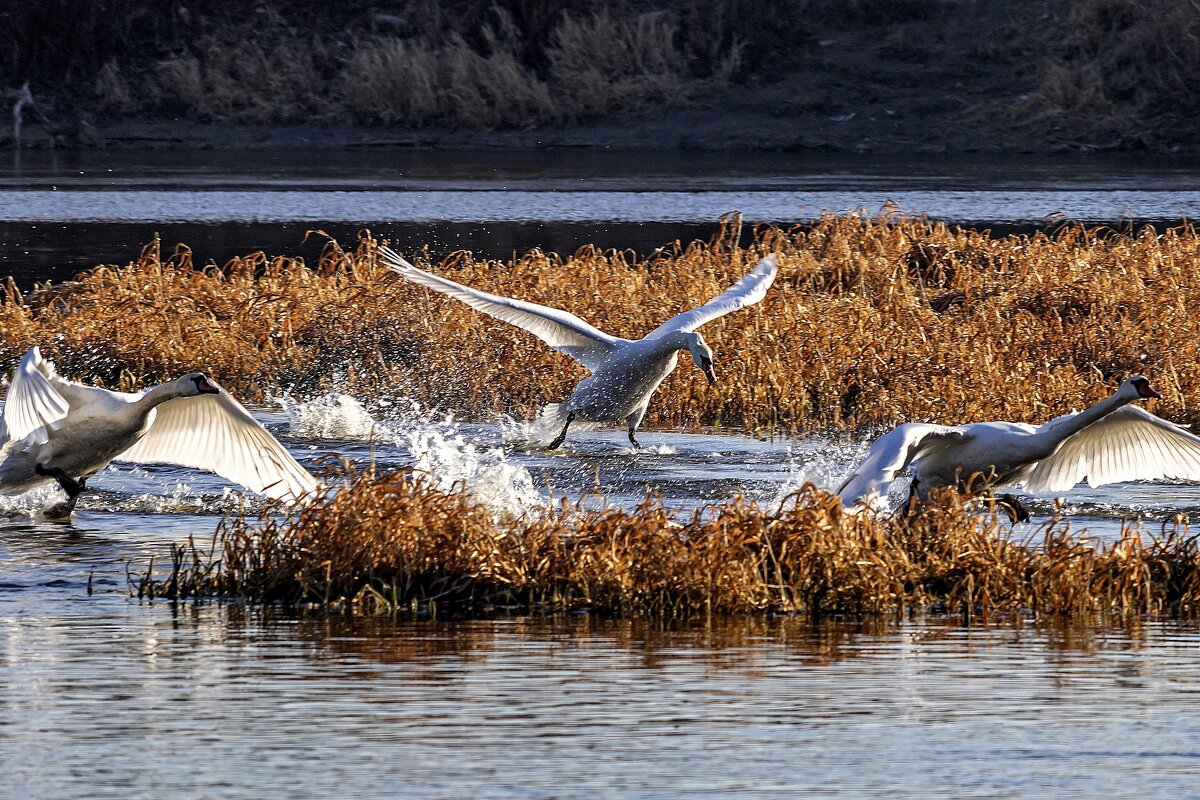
141, 467, 1200, 618
6, 215, 1200, 435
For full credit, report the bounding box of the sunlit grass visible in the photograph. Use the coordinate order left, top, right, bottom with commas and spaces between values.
5, 215, 1200, 436
142, 467, 1200, 618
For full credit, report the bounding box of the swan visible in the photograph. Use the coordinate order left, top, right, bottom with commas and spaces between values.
380, 248, 778, 449
836, 376, 1200, 518
0, 346, 318, 516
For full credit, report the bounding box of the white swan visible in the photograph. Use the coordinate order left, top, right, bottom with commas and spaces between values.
837, 376, 1200, 517
0, 347, 318, 515
380, 248, 778, 448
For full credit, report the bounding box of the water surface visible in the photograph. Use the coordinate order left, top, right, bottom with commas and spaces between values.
4, 150, 1200, 796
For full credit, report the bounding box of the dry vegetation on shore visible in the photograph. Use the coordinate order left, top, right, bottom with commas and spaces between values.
3, 214, 1200, 435
141, 465, 1200, 618
7, 1, 1200, 147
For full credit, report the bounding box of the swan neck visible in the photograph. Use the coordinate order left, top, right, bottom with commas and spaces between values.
135, 380, 189, 411
1045, 390, 1133, 443
653, 330, 692, 353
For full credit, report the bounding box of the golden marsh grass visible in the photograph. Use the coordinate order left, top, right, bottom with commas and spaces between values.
5, 215, 1200, 435
141, 467, 1200, 619
10, 213, 1200, 618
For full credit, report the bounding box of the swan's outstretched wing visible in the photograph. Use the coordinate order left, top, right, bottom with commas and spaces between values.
1022, 405, 1200, 493
380, 247, 624, 372
0, 346, 71, 446
837, 423, 967, 508
116, 383, 318, 503
644, 255, 778, 338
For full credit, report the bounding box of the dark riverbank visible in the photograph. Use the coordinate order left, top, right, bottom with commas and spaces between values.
5, 0, 1199, 155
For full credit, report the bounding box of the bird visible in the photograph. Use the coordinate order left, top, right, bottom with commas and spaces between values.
836, 376, 1200, 519
0, 346, 318, 517
379, 248, 778, 449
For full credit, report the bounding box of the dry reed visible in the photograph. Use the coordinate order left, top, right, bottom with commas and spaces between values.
140, 466, 1200, 619
6, 215, 1200, 436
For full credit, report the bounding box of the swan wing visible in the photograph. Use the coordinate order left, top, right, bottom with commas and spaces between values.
0, 346, 71, 445
1023, 405, 1200, 493
380, 247, 623, 371
836, 423, 967, 507
645, 255, 778, 337
115, 383, 318, 502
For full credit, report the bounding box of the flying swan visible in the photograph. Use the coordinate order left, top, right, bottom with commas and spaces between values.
380, 248, 778, 449
837, 376, 1200, 518
0, 346, 318, 516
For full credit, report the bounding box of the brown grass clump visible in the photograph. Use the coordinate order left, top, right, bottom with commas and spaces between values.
6, 215, 1200, 436
1018, 0, 1200, 141
142, 468, 1200, 619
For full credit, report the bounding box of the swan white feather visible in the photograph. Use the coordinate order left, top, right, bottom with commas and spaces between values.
380, 247, 626, 372
838, 376, 1199, 511
380, 249, 779, 448
1023, 405, 1200, 492
0, 346, 70, 445
643, 255, 779, 338
115, 382, 318, 502
0, 346, 317, 507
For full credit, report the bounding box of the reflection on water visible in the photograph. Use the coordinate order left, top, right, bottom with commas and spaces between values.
3, 606, 1200, 798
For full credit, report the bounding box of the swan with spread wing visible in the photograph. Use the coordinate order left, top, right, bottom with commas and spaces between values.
837, 376, 1200, 518
380, 248, 778, 449
0, 347, 318, 516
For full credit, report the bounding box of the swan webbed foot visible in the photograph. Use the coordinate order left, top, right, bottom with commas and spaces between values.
628, 430, 641, 449
547, 412, 575, 450
36, 465, 87, 519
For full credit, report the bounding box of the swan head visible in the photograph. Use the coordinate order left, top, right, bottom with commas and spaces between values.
181, 373, 221, 396
685, 333, 716, 385
1120, 375, 1162, 401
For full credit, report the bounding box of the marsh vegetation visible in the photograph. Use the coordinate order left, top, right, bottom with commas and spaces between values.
6, 213, 1192, 617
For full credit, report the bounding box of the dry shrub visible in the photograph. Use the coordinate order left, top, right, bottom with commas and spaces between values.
1018, 0, 1200, 139
547, 11, 718, 115
143, 468, 1200, 618
93, 60, 144, 114
9, 215, 1200, 436
342, 34, 558, 128
156, 37, 338, 123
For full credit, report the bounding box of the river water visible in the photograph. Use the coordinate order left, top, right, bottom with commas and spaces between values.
2, 150, 1200, 797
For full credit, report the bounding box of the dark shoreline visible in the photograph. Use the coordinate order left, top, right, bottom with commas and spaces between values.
7, 1, 1200, 158
5, 106, 1179, 157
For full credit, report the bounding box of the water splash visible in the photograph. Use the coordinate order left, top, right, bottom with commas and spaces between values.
277, 394, 544, 520
0, 485, 69, 520
771, 439, 901, 511
275, 393, 380, 440
399, 412, 543, 521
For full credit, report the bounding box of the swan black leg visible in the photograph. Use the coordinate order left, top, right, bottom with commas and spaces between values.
36, 464, 87, 519
547, 412, 575, 450
995, 492, 1030, 523
628, 428, 641, 448
36, 464, 85, 499
899, 478, 922, 519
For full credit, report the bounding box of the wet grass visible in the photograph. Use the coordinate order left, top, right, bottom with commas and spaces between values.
4, 215, 1200, 436
140, 467, 1200, 619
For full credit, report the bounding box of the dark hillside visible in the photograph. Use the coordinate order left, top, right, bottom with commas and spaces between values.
3, 0, 1197, 152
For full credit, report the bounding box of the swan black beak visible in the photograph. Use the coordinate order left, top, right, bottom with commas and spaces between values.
701, 358, 717, 385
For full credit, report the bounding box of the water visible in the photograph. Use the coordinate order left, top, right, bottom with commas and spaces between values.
5, 150, 1200, 796
5, 609, 1200, 798
3, 149, 1200, 287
